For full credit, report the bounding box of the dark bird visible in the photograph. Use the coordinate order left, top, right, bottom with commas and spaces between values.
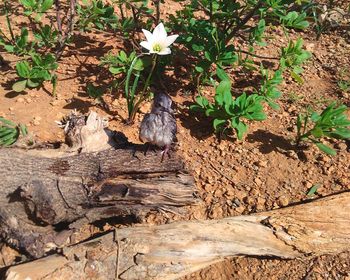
139, 92, 177, 161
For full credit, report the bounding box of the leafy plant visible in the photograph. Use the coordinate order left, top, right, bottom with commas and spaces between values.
169, 0, 312, 86
87, 83, 105, 102
0, 27, 34, 55
100, 51, 145, 77
296, 102, 350, 155
34, 25, 59, 48
191, 76, 266, 139
19, 0, 53, 16
115, 0, 156, 35
280, 11, 309, 30
0, 117, 28, 146
338, 80, 350, 92
258, 66, 283, 109
279, 38, 311, 83
77, 0, 119, 31
12, 53, 58, 94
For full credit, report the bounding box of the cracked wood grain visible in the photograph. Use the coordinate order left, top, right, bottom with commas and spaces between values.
0, 147, 197, 258
6, 192, 350, 280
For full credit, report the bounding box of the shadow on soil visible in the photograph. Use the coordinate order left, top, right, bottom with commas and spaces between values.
177, 101, 214, 141
247, 129, 294, 154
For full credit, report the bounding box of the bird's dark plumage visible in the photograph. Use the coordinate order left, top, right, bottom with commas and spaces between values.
139, 93, 177, 160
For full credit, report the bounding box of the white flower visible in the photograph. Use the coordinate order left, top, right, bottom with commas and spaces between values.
140, 23, 178, 55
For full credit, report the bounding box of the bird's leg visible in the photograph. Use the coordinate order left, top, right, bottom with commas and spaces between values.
144, 142, 150, 156
130, 144, 140, 160
161, 144, 171, 162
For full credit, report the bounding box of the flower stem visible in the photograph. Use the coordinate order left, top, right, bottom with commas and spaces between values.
125, 54, 145, 119
141, 54, 157, 97
4, 0, 15, 42
129, 54, 157, 122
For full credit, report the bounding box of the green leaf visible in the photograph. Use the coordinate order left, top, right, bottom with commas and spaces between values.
266, 100, 280, 110
235, 121, 248, 140
296, 114, 303, 134
248, 111, 267, 121
119, 51, 127, 62
30, 69, 51, 80
26, 79, 40, 88
4, 45, 14, 52
307, 184, 319, 196
19, 124, 28, 136
12, 80, 28, 92
291, 71, 303, 84
315, 142, 336, 156
310, 112, 321, 122
0, 128, 15, 138
20, 0, 35, 8
109, 66, 124, 74
216, 80, 231, 103
195, 66, 204, 73
0, 129, 18, 146
329, 128, 350, 139
195, 96, 209, 108
310, 127, 323, 138
213, 119, 226, 131
0, 117, 16, 127
216, 68, 230, 81
16, 61, 31, 78
192, 44, 204, 52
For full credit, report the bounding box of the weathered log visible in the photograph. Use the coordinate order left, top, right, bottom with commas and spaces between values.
6, 191, 350, 280
0, 112, 198, 258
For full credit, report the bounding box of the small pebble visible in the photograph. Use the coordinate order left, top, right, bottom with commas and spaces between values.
335, 142, 347, 151
254, 177, 263, 186
278, 195, 289, 207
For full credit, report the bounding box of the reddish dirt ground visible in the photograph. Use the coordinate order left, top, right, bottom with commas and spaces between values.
0, 1, 350, 279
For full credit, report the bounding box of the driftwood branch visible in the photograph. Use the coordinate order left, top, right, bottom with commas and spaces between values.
0, 112, 198, 258
6, 191, 350, 280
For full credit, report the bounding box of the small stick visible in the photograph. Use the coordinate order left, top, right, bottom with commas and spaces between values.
55, 0, 63, 37
114, 229, 120, 280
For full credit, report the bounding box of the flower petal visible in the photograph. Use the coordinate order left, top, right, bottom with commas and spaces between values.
142, 29, 153, 43
140, 41, 152, 51
157, 47, 171, 55
153, 22, 167, 41
165, 34, 178, 47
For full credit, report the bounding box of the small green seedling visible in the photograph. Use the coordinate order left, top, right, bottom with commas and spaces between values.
258, 66, 283, 109
19, 0, 53, 19
279, 38, 311, 83
0, 28, 34, 55
12, 53, 58, 94
77, 0, 118, 30
87, 83, 105, 102
338, 80, 350, 92
0, 117, 28, 146
34, 24, 59, 48
191, 72, 266, 139
280, 11, 309, 30
307, 184, 320, 196
296, 102, 350, 155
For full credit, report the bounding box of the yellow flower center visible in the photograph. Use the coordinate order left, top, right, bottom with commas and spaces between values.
152, 43, 162, 52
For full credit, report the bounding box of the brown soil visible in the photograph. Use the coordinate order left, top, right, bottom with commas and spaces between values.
0, 1, 350, 279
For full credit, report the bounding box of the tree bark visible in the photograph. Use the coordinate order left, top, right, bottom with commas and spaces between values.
5, 191, 350, 280
0, 139, 197, 258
